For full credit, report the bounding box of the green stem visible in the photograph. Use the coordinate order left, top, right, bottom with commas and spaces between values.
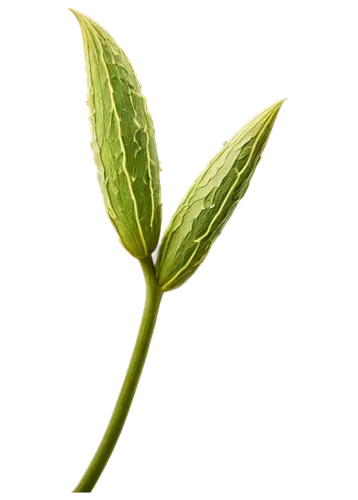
73, 255, 163, 492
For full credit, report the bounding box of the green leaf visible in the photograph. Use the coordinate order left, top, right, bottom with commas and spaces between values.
71, 10, 162, 258
156, 99, 285, 291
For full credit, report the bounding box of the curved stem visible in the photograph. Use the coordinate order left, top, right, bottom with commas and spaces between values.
73, 255, 163, 492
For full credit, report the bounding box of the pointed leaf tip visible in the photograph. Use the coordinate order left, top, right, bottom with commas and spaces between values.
66, 5, 88, 20
66, 4, 77, 14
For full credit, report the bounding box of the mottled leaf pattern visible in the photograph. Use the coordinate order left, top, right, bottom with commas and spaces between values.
156, 100, 285, 291
71, 10, 161, 258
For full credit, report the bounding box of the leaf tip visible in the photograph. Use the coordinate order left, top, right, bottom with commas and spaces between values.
66, 3, 77, 14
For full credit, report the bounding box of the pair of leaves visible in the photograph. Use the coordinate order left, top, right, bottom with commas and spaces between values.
71, 10, 284, 291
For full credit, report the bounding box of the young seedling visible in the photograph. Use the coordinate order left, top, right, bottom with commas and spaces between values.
68, 7, 288, 494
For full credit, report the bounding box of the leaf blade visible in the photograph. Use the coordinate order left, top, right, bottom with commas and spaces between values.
156, 99, 285, 291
